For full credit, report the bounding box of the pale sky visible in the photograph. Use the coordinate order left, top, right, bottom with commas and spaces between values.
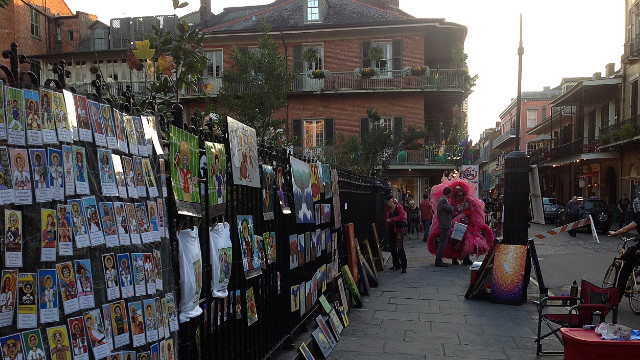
65, 0, 625, 142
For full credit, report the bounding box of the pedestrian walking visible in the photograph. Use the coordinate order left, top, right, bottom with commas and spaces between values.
407, 199, 420, 239
384, 195, 407, 273
435, 187, 454, 267
420, 192, 433, 242
618, 193, 631, 229
566, 196, 580, 237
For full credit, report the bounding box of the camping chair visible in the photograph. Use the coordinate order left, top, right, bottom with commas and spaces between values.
535, 279, 619, 355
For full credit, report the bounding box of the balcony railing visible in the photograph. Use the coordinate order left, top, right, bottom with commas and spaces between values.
550, 138, 585, 160
293, 69, 466, 92
492, 128, 516, 149
391, 145, 465, 165
599, 116, 639, 136
624, 37, 640, 61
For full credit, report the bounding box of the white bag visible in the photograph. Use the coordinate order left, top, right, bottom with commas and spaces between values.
210, 223, 232, 298
178, 227, 203, 323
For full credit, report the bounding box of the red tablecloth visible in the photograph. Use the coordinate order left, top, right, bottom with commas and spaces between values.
561, 328, 640, 360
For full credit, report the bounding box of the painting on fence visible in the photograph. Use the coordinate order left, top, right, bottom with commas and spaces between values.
237, 215, 261, 279
290, 156, 314, 224
205, 142, 227, 212
170, 126, 200, 204
276, 164, 291, 214
261, 165, 275, 220
228, 117, 260, 188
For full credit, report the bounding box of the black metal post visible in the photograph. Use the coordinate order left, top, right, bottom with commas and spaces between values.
502, 14, 529, 246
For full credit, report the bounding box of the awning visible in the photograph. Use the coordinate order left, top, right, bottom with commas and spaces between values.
551, 78, 622, 107
531, 134, 551, 142
540, 151, 618, 167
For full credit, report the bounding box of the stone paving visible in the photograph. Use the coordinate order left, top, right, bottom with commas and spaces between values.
326, 237, 561, 359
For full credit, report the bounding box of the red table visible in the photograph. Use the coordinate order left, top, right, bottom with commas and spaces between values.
561, 328, 640, 359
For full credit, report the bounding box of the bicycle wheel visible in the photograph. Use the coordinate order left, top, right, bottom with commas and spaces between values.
603, 263, 618, 289
628, 269, 640, 315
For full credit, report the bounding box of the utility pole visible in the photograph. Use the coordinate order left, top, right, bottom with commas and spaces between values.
515, 13, 524, 151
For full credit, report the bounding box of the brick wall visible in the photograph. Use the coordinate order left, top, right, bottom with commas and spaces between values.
0, 0, 48, 67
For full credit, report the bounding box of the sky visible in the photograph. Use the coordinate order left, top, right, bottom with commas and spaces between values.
65, 0, 625, 141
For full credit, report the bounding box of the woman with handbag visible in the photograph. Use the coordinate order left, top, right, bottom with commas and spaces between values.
384, 195, 408, 273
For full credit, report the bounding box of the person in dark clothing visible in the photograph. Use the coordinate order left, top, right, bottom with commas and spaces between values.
384, 195, 408, 273
435, 187, 454, 267
619, 193, 631, 229
566, 196, 580, 237
609, 214, 640, 301
420, 192, 433, 242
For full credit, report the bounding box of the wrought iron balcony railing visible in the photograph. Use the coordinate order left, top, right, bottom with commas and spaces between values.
492, 128, 516, 149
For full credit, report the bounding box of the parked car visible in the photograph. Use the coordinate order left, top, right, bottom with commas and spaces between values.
543, 197, 563, 223
558, 198, 610, 233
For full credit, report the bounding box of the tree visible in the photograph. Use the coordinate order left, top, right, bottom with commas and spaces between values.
335, 108, 427, 180
216, 22, 297, 142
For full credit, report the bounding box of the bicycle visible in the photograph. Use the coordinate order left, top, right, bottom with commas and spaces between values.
602, 235, 640, 314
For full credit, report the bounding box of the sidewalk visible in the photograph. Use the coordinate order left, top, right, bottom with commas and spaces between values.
328, 236, 558, 359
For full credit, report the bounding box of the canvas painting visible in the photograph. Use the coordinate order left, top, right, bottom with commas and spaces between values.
237, 215, 262, 278
129, 301, 146, 347
289, 234, 298, 270
74, 259, 94, 309
40, 89, 57, 143
331, 170, 342, 228
309, 162, 321, 202
205, 142, 227, 208
290, 285, 300, 312
261, 164, 275, 220
322, 164, 332, 198
312, 328, 332, 359
24, 89, 42, 145
290, 156, 314, 224
169, 126, 199, 203
490, 244, 528, 305
6, 87, 25, 145
263, 232, 276, 264
228, 117, 260, 188
111, 300, 130, 348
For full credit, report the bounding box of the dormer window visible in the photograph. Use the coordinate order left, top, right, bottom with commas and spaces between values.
307, 0, 320, 22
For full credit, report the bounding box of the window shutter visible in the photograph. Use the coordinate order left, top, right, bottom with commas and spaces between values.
392, 39, 402, 72
360, 117, 370, 140
393, 116, 403, 138
238, 46, 249, 55
293, 45, 303, 90
324, 118, 334, 146
362, 41, 371, 68
292, 119, 303, 147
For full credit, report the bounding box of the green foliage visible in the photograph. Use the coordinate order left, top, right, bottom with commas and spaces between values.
620, 124, 637, 139
335, 107, 427, 179
302, 48, 319, 64
0, 0, 9, 8
598, 132, 610, 145
452, 44, 468, 71
172, 0, 189, 9
368, 46, 384, 66
216, 22, 297, 142
601, 124, 638, 145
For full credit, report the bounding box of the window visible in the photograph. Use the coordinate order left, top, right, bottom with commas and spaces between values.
302, 45, 323, 72
371, 117, 392, 133
30, 9, 40, 38
204, 50, 223, 78
55, 25, 62, 53
94, 28, 107, 50
526, 109, 538, 128
304, 120, 324, 149
307, 0, 319, 22
600, 104, 609, 128
541, 106, 547, 120
370, 41, 392, 73
68, 30, 74, 41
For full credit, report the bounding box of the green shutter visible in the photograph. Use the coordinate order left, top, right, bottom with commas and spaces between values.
393, 116, 403, 139
324, 118, 334, 146
362, 41, 371, 68
360, 117, 370, 140
293, 45, 303, 90
292, 119, 303, 147
392, 39, 402, 74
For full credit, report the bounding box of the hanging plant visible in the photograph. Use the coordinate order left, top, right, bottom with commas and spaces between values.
368, 46, 384, 67
302, 48, 319, 64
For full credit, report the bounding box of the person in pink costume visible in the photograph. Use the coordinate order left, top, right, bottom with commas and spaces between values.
427, 177, 494, 262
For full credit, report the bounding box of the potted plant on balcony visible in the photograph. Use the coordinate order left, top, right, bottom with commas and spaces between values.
307, 69, 332, 79
302, 47, 319, 65
355, 67, 378, 78
402, 65, 429, 77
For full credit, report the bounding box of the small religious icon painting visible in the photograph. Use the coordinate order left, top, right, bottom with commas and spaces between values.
100, 202, 119, 248
309, 162, 321, 202
47, 325, 72, 360
124, 115, 138, 156
112, 154, 128, 198
132, 116, 147, 157
136, 203, 152, 244
52, 91, 71, 143
237, 215, 261, 278
98, 149, 118, 196
110, 300, 130, 348
6, 87, 26, 146
87, 100, 106, 147
147, 201, 160, 242
131, 253, 146, 297
117, 253, 134, 299
143, 253, 156, 295
0, 270, 18, 327
275, 165, 291, 214
57, 261, 79, 315
67, 199, 90, 249
142, 299, 158, 343
0, 146, 15, 205
74, 259, 95, 310
246, 287, 258, 326
113, 110, 128, 153
62, 90, 78, 141
289, 234, 298, 270
228, 117, 260, 188
102, 254, 120, 301
113, 202, 130, 246
21, 330, 46, 360
205, 141, 227, 210
24, 89, 42, 145
68, 316, 89, 360
57, 204, 73, 256
83, 196, 105, 246
101, 104, 118, 150
38, 269, 59, 324
261, 165, 275, 220
41, 208, 57, 262
290, 285, 300, 312
30, 148, 51, 202
264, 232, 277, 264
126, 203, 141, 245
17, 273, 37, 329
62, 145, 75, 196
133, 156, 147, 198
72, 146, 89, 195
74, 94, 93, 142
83, 308, 109, 359
128, 301, 146, 347
49, 147, 65, 201
0, 333, 25, 360
40, 89, 57, 144
5, 209, 23, 267
169, 126, 200, 203
142, 158, 158, 198
9, 148, 32, 204
122, 156, 138, 198
165, 293, 178, 332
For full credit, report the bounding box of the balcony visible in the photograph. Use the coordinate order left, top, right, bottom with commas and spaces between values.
492, 128, 516, 149
550, 138, 584, 160
292, 69, 466, 93
624, 37, 640, 62
390, 145, 464, 166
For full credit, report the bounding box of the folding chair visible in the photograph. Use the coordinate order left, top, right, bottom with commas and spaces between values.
535, 279, 619, 355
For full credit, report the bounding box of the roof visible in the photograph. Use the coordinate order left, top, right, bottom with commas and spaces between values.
24, 0, 73, 17
499, 88, 562, 119
550, 77, 622, 107
204, 0, 458, 33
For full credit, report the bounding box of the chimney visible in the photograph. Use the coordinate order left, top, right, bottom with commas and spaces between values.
605, 63, 615, 77
593, 72, 602, 79
200, 0, 211, 23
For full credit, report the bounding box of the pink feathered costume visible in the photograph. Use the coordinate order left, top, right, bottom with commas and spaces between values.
427, 178, 494, 260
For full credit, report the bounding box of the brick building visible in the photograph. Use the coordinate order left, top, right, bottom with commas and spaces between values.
195, 0, 473, 196
0, 0, 96, 79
